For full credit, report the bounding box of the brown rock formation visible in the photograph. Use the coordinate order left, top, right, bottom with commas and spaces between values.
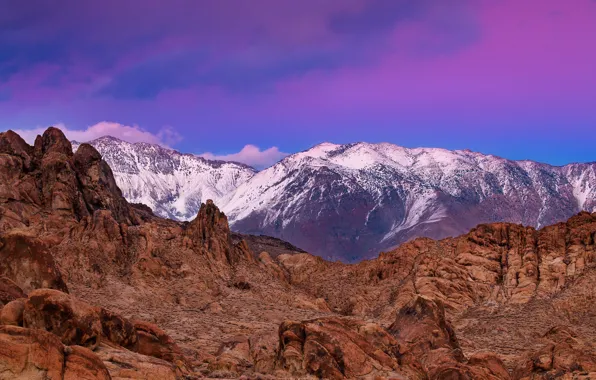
0, 298, 25, 326
0, 325, 111, 379
24, 289, 103, 349
513, 326, 596, 379
133, 320, 188, 372
389, 296, 510, 379
0, 233, 69, 294
277, 317, 403, 379
0, 277, 26, 305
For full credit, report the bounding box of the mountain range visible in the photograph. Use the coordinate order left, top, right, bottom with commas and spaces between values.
76, 136, 596, 262
1, 127, 596, 379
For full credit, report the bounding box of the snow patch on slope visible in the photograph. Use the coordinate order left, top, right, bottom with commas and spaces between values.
73, 137, 256, 220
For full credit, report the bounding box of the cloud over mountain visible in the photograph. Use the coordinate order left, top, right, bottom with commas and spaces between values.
200, 145, 288, 169
12, 122, 182, 147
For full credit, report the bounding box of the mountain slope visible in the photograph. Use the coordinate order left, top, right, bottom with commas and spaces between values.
72, 137, 256, 220
222, 142, 596, 261
72, 137, 596, 262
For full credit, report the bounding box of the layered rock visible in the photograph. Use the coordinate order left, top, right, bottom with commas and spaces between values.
0, 325, 111, 380
0, 233, 69, 294
514, 326, 596, 379
277, 317, 403, 379
0, 277, 26, 305
389, 296, 510, 379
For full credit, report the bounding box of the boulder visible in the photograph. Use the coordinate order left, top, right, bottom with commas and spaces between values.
133, 320, 188, 372
64, 345, 112, 380
96, 344, 177, 380
23, 289, 102, 349
0, 298, 25, 326
0, 277, 26, 305
0, 234, 69, 294
0, 325, 110, 380
389, 296, 510, 379
277, 317, 403, 379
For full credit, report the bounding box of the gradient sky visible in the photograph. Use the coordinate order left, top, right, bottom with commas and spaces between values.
1, 0, 595, 168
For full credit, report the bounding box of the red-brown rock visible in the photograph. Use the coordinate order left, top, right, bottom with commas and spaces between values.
23, 289, 102, 349
133, 320, 188, 372
0, 277, 26, 305
277, 317, 404, 379
0, 298, 25, 326
0, 325, 110, 379
0, 233, 69, 294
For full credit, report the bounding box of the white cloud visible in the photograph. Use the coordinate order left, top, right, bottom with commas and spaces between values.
6, 122, 287, 169
10, 122, 182, 147
200, 145, 288, 169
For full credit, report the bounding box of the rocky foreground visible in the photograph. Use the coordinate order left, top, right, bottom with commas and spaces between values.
0, 127, 595, 379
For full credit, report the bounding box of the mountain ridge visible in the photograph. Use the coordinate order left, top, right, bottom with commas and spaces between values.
223, 140, 596, 261
1, 127, 596, 379
71, 136, 257, 220
72, 135, 596, 262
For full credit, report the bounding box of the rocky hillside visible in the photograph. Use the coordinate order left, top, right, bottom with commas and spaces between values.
1, 128, 595, 379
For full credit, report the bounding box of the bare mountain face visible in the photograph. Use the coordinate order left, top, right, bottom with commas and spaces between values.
75, 137, 596, 263
1, 128, 596, 379
72, 136, 256, 221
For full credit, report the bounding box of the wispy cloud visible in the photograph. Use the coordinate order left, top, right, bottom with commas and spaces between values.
10, 122, 182, 147
200, 145, 288, 169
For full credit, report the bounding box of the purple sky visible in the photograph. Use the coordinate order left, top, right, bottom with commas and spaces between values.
1, 0, 595, 168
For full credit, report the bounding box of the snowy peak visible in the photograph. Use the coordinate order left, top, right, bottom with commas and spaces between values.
222, 141, 596, 262
71, 136, 595, 262
72, 136, 256, 220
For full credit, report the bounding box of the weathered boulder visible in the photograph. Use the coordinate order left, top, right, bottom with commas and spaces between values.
277, 316, 403, 379
0, 325, 110, 379
64, 345, 112, 380
513, 326, 596, 379
96, 344, 177, 380
23, 289, 102, 349
0, 234, 69, 294
133, 320, 188, 372
389, 296, 510, 379
0, 277, 26, 305
0, 298, 25, 326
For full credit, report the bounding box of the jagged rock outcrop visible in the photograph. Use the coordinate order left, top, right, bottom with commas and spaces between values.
513, 326, 596, 379
277, 317, 404, 379
0, 233, 69, 294
389, 296, 510, 379
21, 289, 186, 370
73, 143, 136, 225
0, 287, 184, 378
0, 127, 136, 231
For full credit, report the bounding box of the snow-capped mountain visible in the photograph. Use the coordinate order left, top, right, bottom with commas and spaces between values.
72, 136, 256, 220
74, 137, 596, 262
222, 142, 596, 262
